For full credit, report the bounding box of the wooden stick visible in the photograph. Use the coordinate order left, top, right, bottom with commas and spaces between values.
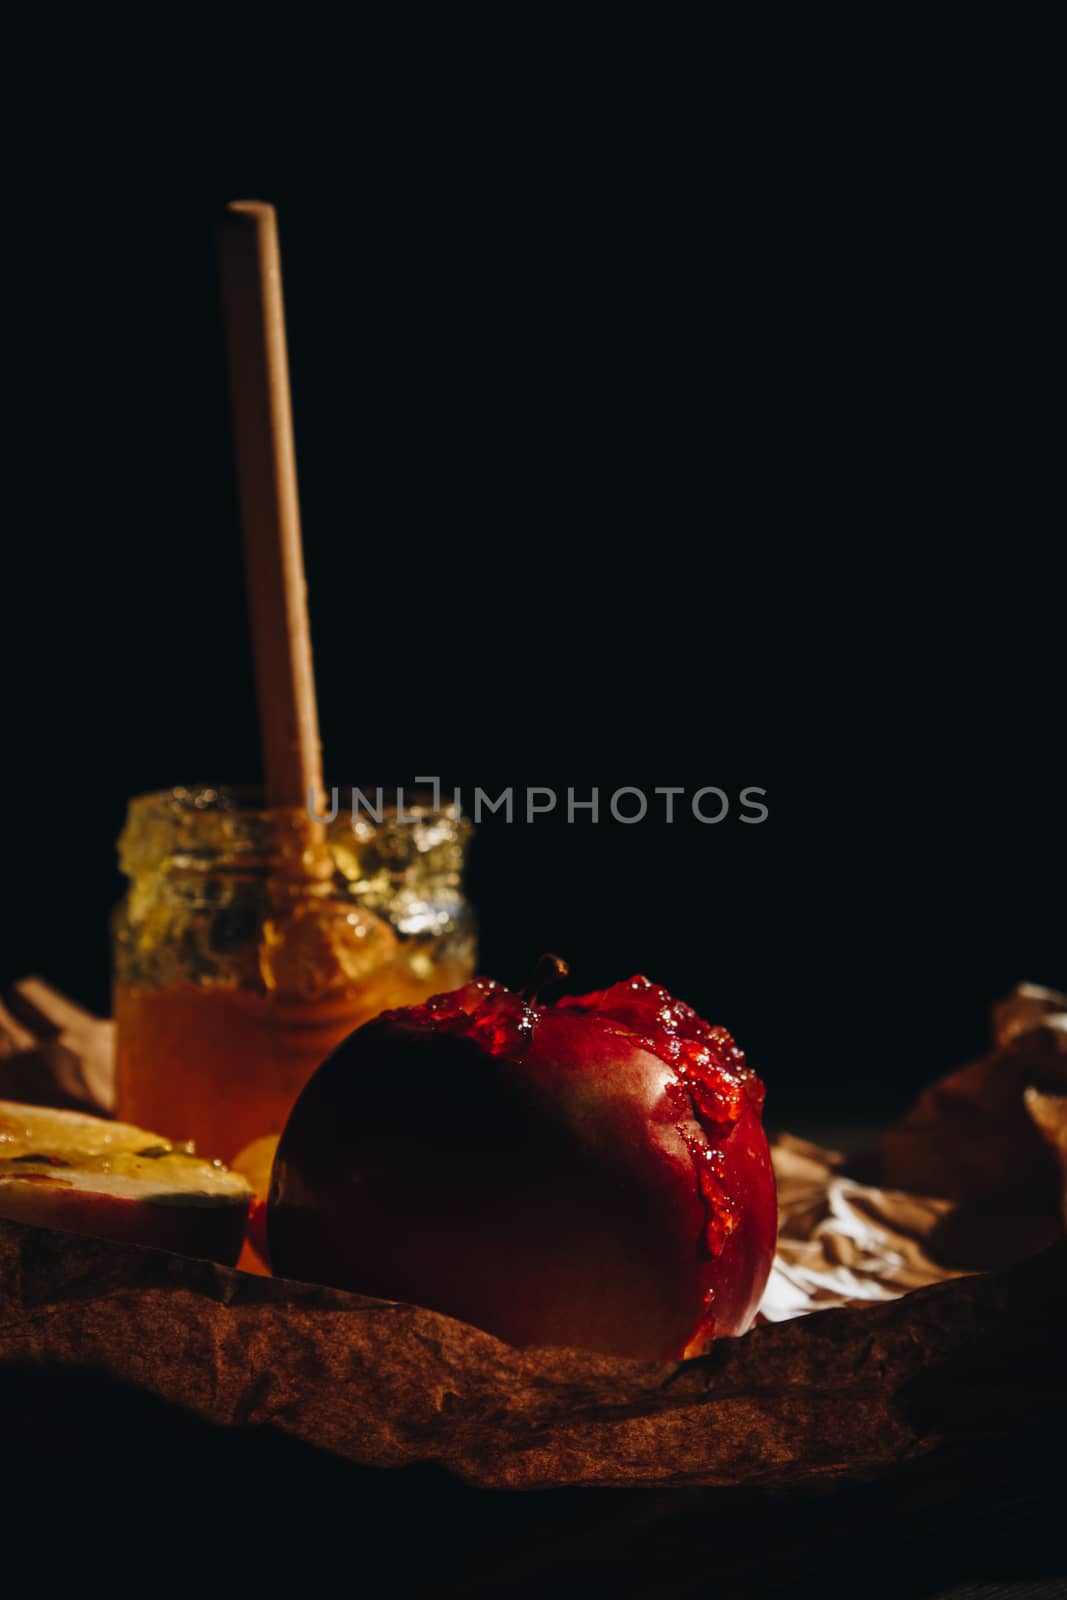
217, 201, 325, 819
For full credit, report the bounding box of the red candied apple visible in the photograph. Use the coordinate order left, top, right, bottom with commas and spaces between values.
269, 965, 776, 1360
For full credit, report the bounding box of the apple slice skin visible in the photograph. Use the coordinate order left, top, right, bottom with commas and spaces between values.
0, 1179, 249, 1265
269, 1000, 776, 1361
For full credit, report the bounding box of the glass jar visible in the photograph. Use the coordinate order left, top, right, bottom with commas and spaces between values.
113, 786, 476, 1161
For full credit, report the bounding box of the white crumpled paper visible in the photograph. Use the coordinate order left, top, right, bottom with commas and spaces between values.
761, 1135, 963, 1321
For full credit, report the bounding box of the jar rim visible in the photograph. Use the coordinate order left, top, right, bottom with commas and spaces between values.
124, 783, 459, 817
117, 785, 471, 878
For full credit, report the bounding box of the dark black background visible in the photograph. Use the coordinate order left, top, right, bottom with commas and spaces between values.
1, 38, 1065, 1600
2, 69, 1061, 1144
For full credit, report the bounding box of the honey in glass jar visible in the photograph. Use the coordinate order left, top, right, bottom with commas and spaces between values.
113, 786, 475, 1162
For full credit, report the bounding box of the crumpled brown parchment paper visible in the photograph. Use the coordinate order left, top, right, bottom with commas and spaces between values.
0, 1210, 1063, 1489
1, 977, 1066, 1492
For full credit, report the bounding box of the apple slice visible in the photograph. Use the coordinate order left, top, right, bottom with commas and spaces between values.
0, 1100, 251, 1264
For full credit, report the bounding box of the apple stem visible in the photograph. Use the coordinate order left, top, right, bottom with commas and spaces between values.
521, 954, 570, 1002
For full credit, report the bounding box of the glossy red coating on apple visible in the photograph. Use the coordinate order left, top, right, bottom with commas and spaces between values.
268, 973, 777, 1360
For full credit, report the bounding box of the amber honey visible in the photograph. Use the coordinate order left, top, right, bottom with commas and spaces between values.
112, 787, 475, 1163
115, 962, 470, 1162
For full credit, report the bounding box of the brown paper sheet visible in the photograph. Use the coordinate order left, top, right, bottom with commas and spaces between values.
1026, 1085, 1067, 1227
1, 977, 1065, 1492
881, 981, 1067, 1268
1, 1213, 1063, 1490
